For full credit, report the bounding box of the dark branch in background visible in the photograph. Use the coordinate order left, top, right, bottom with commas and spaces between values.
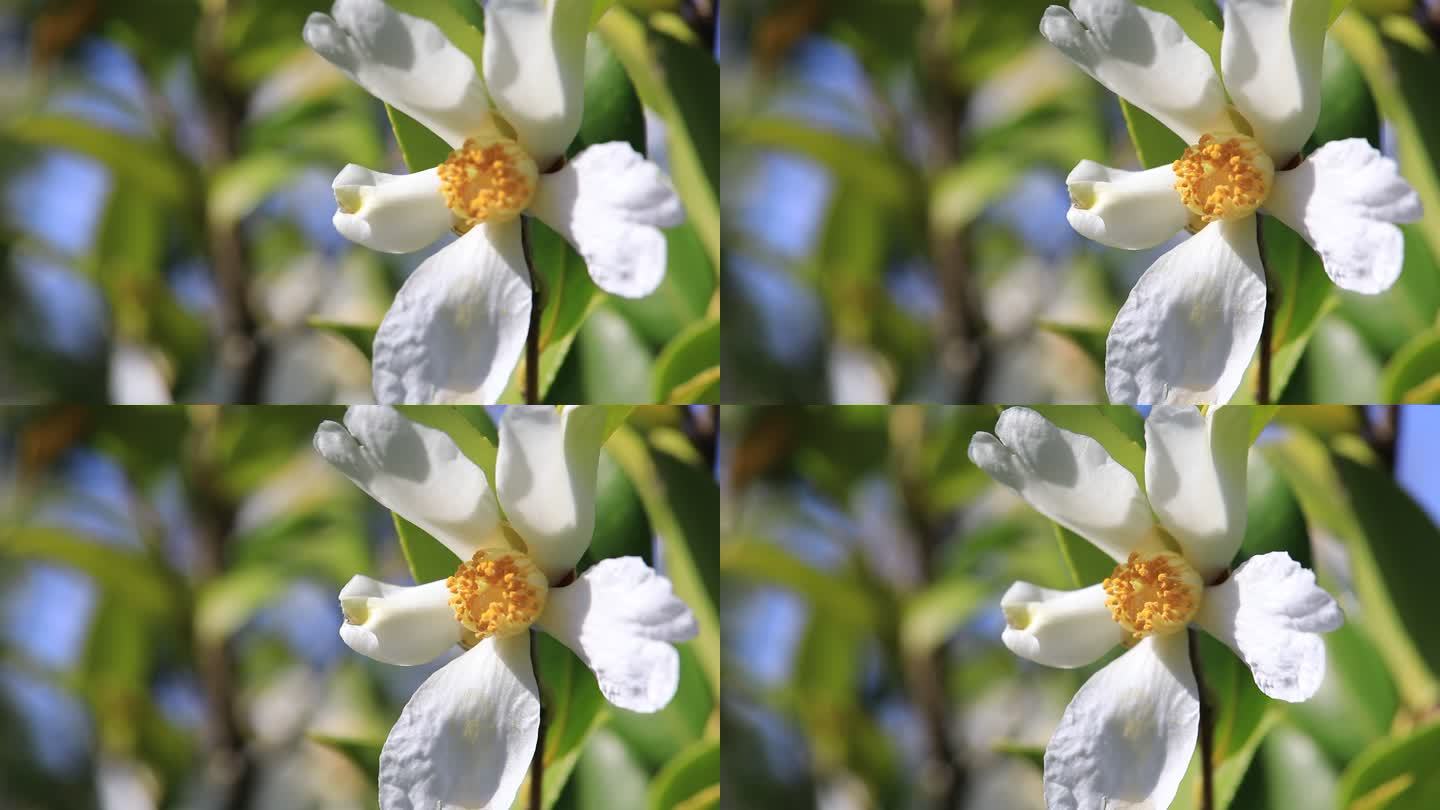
529, 631, 547, 810
521, 218, 541, 404
198, 6, 269, 403
185, 411, 257, 810
682, 0, 716, 51
920, 3, 990, 404
683, 405, 719, 470
1359, 404, 1402, 471
1256, 216, 1275, 405
895, 413, 965, 810
1189, 630, 1215, 810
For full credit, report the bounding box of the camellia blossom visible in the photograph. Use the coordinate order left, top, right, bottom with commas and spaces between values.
316, 406, 696, 809
1043, 0, 1422, 404
969, 406, 1343, 810
304, 0, 684, 403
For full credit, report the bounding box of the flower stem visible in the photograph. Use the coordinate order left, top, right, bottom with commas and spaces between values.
1256, 215, 1275, 405
1188, 629, 1215, 810
521, 218, 541, 405
530, 630, 546, 810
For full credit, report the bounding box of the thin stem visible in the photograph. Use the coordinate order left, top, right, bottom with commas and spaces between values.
1256, 215, 1275, 405
529, 630, 546, 810
521, 218, 541, 405
1189, 629, 1215, 810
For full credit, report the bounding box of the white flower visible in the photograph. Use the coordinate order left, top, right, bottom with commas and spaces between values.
969, 406, 1343, 810
1043, 0, 1422, 404
315, 406, 697, 810
304, 0, 684, 404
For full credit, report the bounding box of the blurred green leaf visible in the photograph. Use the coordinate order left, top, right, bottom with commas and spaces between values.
1239, 449, 1312, 569
569, 729, 649, 810
1337, 721, 1440, 810
732, 117, 917, 212
611, 224, 715, 348
1289, 621, 1399, 764
1380, 327, 1440, 403
5, 115, 194, 205
608, 644, 713, 770
513, 633, 610, 810
575, 34, 645, 156
209, 153, 308, 227
309, 318, 377, 362
1289, 317, 1382, 403
722, 538, 883, 632
901, 576, 987, 655
653, 319, 719, 404
550, 306, 654, 403
2, 527, 181, 616
599, 9, 719, 272
196, 566, 289, 644
1242, 216, 1336, 404
647, 738, 719, 810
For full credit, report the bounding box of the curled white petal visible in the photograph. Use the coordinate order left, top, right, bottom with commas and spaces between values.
303, 0, 490, 148
1106, 218, 1266, 405
530, 142, 685, 298
535, 557, 698, 713
496, 406, 607, 582
331, 165, 453, 254
1144, 405, 1252, 580
483, 0, 590, 164
1264, 138, 1423, 295
338, 576, 459, 665
1195, 551, 1343, 702
1220, 0, 1330, 163
1065, 161, 1189, 250
1039, 0, 1231, 144
379, 637, 539, 810
371, 223, 532, 405
1000, 582, 1123, 669
1044, 634, 1199, 810
315, 406, 502, 560
968, 407, 1160, 562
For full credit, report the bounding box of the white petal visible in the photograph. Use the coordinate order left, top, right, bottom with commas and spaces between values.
1195, 551, 1343, 702
1000, 582, 1124, 668
338, 576, 459, 665
379, 637, 538, 810
371, 223, 532, 405
529, 142, 685, 298
303, 0, 490, 148
1220, 0, 1330, 163
1106, 218, 1267, 405
535, 557, 697, 713
1264, 138, 1424, 295
315, 406, 502, 560
1144, 405, 1252, 580
968, 407, 1160, 562
483, 0, 590, 164
1040, 0, 1231, 144
1065, 161, 1190, 250
331, 165, 453, 254
496, 406, 608, 582
1044, 634, 1199, 810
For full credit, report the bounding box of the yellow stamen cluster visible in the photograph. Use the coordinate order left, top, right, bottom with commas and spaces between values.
1172, 133, 1274, 224
1103, 551, 1203, 642
438, 135, 538, 231
446, 549, 548, 641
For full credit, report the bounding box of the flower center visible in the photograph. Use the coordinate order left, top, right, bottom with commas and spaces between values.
1102, 551, 1203, 641
445, 549, 548, 641
1172, 133, 1274, 224
438, 135, 538, 230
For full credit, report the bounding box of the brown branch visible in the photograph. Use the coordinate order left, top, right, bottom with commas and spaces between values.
1189, 629, 1215, 810
521, 218, 541, 404
1256, 216, 1275, 405
529, 630, 547, 810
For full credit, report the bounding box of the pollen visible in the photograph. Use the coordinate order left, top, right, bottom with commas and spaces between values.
1102, 551, 1203, 642
446, 549, 548, 641
438, 135, 538, 230
1172, 133, 1274, 224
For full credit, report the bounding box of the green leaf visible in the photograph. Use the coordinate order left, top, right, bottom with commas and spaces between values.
1240, 449, 1312, 569
1289, 317, 1382, 403
5, 115, 194, 205
308, 318, 377, 362
652, 319, 719, 404
2, 527, 181, 616
900, 576, 987, 655
611, 224, 715, 348
1337, 722, 1440, 810
605, 426, 720, 696
1037, 321, 1106, 372
732, 117, 917, 211
387, 104, 454, 173
1240, 215, 1337, 403
1120, 100, 1188, 169
513, 633, 610, 810
607, 645, 712, 769
393, 512, 461, 585
569, 729, 649, 810
575, 34, 645, 156
1054, 524, 1116, 588
550, 306, 654, 403
721, 537, 882, 631
647, 738, 719, 810
1289, 622, 1399, 763
598, 9, 719, 273
930, 153, 1023, 233
309, 734, 382, 785
209, 153, 308, 227
1380, 327, 1440, 403
196, 566, 289, 644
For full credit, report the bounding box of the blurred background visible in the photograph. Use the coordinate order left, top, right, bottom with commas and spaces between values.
720, 0, 1440, 404
720, 405, 1440, 809
0, 0, 718, 404
0, 404, 720, 810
